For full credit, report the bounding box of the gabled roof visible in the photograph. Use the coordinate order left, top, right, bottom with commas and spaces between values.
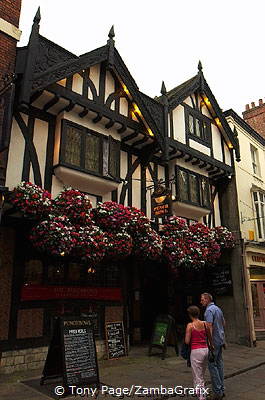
156, 63, 240, 161
224, 108, 265, 147
15, 9, 167, 156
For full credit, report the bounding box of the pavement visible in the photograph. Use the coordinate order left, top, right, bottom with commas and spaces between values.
0, 341, 265, 400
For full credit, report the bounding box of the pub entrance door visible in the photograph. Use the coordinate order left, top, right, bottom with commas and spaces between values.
251, 282, 265, 330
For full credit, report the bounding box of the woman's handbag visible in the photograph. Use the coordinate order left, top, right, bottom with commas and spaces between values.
204, 323, 215, 363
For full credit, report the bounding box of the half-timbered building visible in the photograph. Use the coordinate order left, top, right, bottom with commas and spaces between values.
0, 9, 250, 372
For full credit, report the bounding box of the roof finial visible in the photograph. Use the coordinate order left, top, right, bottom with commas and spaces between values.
33, 7, 41, 24
198, 60, 203, 72
161, 81, 167, 96
108, 25, 115, 41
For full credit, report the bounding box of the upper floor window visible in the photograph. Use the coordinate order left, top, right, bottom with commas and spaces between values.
253, 191, 265, 239
176, 167, 211, 208
250, 145, 260, 176
60, 120, 120, 180
186, 108, 211, 143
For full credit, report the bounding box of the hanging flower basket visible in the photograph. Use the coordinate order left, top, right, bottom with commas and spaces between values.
71, 225, 106, 265
53, 188, 93, 226
126, 206, 151, 234
29, 215, 75, 257
132, 228, 163, 261
212, 226, 236, 248
161, 216, 189, 237
90, 201, 132, 231
103, 230, 133, 260
11, 181, 52, 218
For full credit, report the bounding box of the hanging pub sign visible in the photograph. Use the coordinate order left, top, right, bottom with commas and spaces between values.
151, 185, 172, 218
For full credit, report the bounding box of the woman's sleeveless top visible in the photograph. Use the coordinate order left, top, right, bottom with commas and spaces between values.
190, 326, 207, 350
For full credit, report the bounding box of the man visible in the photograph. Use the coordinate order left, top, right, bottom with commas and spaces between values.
200, 293, 225, 400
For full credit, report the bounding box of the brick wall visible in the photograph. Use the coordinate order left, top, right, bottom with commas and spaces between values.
242, 100, 265, 138
0, 0, 22, 186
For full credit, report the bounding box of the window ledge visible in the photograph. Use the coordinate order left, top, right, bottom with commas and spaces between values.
53, 165, 121, 195
172, 200, 210, 220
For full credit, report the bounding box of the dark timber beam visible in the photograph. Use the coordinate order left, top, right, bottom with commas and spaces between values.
79, 108, 89, 118
105, 119, 114, 129
43, 95, 59, 111
92, 113, 102, 123
14, 111, 42, 187
122, 131, 139, 143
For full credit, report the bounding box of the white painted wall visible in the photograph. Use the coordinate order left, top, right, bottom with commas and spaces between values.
132, 155, 141, 209
172, 105, 186, 143
29, 119, 49, 185
224, 143, 232, 166
105, 70, 115, 103
212, 124, 223, 162
189, 139, 211, 156
72, 73, 83, 95
89, 65, 100, 97
120, 97, 128, 117
6, 116, 27, 189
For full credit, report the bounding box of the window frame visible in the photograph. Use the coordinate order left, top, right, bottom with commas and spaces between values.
184, 105, 212, 146
175, 166, 211, 209
253, 190, 265, 240
250, 144, 260, 176
60, 119, 120, 181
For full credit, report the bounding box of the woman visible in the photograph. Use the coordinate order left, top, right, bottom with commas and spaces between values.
185, 305, 213, 400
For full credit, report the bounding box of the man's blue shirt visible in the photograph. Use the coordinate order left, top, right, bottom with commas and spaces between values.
204, 302, 225, 347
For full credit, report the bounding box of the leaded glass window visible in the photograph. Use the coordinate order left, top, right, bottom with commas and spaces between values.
108, 137, 120, 179
189, 114, 194, 135
64, 126, 81, 166
186, 109, 210, 142
85, 133, 101, 173
201, 177, 210, 207
178, 169, 189, 202
190, 174, 199, 204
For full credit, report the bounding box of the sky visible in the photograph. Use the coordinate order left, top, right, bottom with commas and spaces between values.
18, 0, 265, 116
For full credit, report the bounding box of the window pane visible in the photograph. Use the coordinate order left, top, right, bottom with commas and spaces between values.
64, 126, 81, 166
202, 121, 207, 140
253, 192, 258, 201
85, 133, 101, 172
189, 114, 194, 134
255, 203, 262, 238
201, 177, 210, 207
108, 138, 120, 179
178, 170, 189, 201
195, 119, 201, 138
190, 174, 200, 204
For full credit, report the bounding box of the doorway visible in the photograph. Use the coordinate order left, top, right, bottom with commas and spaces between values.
251, 282, 265, 330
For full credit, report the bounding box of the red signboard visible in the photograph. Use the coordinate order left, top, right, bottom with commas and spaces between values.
21, 285, 122, 301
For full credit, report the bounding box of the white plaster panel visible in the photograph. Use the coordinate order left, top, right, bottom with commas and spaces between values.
176, 159, 208, 177
189, 139, 211, 156
60, 112, 121, 141
224, 144, 232, 166
89, 65, 100, 96
198, 94, 212, 119
146, 167, 153, 219
53, 114, 63, 165
120, 97, 128, 117
172, 105, 186, 144
157, 165, 165, 182
214, 192, 221, 226
33, 119, 49, 185
105, 71, 115, 103
102, 192, 112, 202
72, 73, 83, 95
212, 124, 223, 162
5, 117, 27, 189
183, 97, 193, 107
132, 156, 141, 209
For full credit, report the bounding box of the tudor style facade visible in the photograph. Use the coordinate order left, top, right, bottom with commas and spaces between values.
0, 9, 250, 372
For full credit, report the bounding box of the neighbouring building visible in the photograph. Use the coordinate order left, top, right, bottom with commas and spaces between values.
0, 8, 250, 373
225, 107, 265, 343
243, 99, 265, 138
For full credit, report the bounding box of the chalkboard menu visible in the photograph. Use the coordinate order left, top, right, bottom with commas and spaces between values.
40, 316, 99, 389
105, 321, 127, 360
209, 264, 233, 295
62, 317, 99, 387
